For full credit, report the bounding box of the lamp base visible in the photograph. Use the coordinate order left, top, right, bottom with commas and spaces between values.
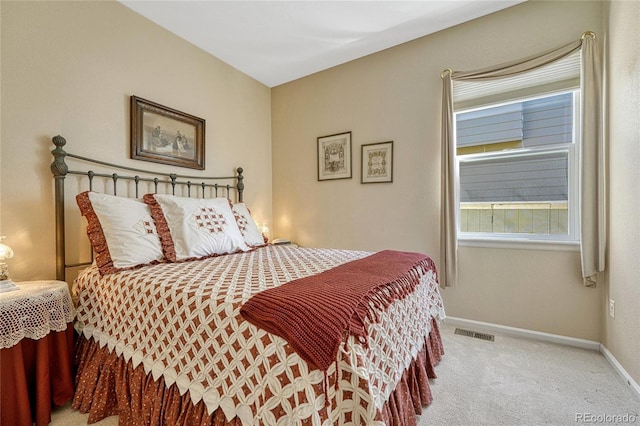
0, 279, 19, 293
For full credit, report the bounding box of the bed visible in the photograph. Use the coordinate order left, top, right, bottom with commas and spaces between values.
50, 135, 446, 425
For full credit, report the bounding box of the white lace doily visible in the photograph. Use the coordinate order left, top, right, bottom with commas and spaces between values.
0, 280, 75, 349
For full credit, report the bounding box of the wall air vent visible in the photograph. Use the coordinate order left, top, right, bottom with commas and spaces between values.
454, 328, 495, 342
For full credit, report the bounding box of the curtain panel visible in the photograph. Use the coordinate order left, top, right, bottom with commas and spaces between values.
440, 32, 604, 287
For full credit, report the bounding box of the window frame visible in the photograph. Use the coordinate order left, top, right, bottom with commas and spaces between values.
455, 89, 581, 246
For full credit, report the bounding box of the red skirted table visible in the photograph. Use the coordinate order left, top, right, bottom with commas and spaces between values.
0, 281, 75, 426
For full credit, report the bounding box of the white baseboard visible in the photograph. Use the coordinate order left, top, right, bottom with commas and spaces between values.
444, 316, 601, 350
599, 344, 640, 400
444, 316, 640, 400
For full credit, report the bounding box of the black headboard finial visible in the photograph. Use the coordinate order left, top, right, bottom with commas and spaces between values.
237, 167, 244, 202
51, 135, 69, 177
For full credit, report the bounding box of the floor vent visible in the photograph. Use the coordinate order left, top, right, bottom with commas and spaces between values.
454, 328, 495, 342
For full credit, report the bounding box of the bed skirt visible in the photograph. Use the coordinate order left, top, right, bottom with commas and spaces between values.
72, 318, 444, 425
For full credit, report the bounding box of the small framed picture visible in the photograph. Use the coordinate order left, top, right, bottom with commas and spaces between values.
317, 131, 352, 181
361, 141, 393, 183
130, 96, 205, 170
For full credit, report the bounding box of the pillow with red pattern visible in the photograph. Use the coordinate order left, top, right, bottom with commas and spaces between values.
76, 191, 165, 275
143, 194, 250, 262
232, 203, 267, 247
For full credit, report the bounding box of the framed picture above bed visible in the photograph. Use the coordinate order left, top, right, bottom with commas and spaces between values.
361, 140, 393, 183
317, 131, 352, 181
130, 96, 205, 170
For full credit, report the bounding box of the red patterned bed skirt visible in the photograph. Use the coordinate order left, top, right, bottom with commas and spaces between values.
72, 318, 444, 425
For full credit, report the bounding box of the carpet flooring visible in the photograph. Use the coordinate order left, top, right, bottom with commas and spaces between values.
418, 323, 639, 425
50, 322, 639, 425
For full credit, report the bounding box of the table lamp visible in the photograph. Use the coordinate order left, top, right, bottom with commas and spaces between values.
260, 223, 270, 244
0, 236, 18, 292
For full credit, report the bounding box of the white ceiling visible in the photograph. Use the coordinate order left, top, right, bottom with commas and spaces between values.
120, 1, 525, 87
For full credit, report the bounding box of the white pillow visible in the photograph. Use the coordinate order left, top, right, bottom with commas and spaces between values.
232, 203, 266, 247
77, 192, 164, 272
145, 194, 250, 261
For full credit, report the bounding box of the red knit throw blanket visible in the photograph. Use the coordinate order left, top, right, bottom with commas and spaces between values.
240, 250, 435, 373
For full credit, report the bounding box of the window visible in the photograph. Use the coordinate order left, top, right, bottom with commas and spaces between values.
455, 90, 580, 242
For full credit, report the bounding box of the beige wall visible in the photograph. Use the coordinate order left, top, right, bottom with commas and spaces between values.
604, 0, 640, 386
272, 1, 605, 341
0, 0, 3, 235
0, 1, 272, 281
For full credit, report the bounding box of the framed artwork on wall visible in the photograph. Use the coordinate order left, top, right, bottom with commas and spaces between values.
317, 131, 352, 181
361, 141, 393, 183
130, 95, 205, 170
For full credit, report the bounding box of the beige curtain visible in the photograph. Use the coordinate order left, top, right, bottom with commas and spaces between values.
440, 70, 457, 288
440, 32, 604, 288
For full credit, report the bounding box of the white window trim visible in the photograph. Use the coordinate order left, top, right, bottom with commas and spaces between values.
459, 237, 580, 252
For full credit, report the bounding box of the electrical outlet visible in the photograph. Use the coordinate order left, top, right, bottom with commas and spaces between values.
609, 299, 615, 319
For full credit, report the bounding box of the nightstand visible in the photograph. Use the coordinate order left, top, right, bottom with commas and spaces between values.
271, 239, 299, 247
0, 280, 76, 426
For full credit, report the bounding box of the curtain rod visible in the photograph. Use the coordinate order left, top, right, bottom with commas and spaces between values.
440, 68, 452, 79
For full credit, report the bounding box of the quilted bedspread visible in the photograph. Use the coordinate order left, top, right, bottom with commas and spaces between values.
73, 245, 445, 425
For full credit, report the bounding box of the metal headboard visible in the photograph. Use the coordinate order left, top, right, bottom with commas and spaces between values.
50, 135, 244, 281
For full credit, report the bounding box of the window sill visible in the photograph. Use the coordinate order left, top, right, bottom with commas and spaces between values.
458, 237, 580, 252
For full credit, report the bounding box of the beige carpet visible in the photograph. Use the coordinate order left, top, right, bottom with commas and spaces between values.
51, 322, 639, 425
418, 323, 639, 425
